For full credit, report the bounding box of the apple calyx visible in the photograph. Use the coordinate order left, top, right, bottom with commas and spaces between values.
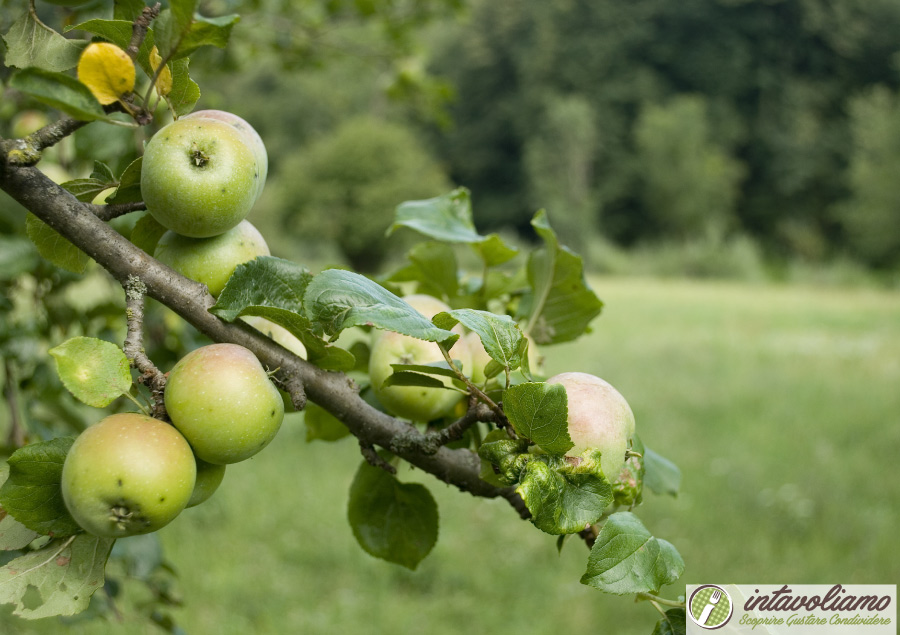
190, 142, 210, 167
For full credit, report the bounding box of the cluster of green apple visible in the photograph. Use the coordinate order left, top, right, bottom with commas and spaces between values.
142, 110, 271, 296
62, 342, 284, 538
368, 295, 636, 480
60, 111, 290, 539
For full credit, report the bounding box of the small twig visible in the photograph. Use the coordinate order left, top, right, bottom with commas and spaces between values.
359, 440, 397, 474
417, 397, 496, 454
280, 374, 307, 411
123, 276, 168, 419
639, 593, 686, 609
127, 4, 161, 61
2, 119, 89, 167
3, 359, 26, 448
90, 201, 147, 221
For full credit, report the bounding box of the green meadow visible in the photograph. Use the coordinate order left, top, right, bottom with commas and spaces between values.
4, 277, 899, 634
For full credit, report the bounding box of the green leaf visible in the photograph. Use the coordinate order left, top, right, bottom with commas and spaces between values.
0, 437, 80, 537
473, 232, 519, 267
3, 11, 88, 72
167, 57, 200, 116
304, 269, 458, 346
0, 513, 40, 552
212, 256, 311, 320
435, 308, 526, 372
502, 382, 573, 454
520, 210, 604, 345
382, 372, 447, 390
652, 608, 686, 635
643, 447, 681, 498
25, 213, 91, 274
303, 402, 350, 443
130, 212, 167, 255
517, 449, 613, 534
9, 68, 107, 122
405, 241, 459, 299
60, 179, 109, 203
211, 257, 355, 371
0, 237, 39, 281
0, 533, 115, 619
0, 467, 41, 550
387, 362, 462, 379
476, 436, 530, 485
153, 7, 240, 61
388, 187, 483, 243
114, 0, 147, 21
48, 337, 132, 408
106, 156, 142, 205
581, 511, 685, 594
89, 161, 116, 183
347, 460, 439, 570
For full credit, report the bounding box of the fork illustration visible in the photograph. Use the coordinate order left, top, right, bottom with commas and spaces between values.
697, 589, 722, 625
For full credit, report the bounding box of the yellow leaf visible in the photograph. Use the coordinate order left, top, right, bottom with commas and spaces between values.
149, 46, 172, 98
77, 42, 135, 106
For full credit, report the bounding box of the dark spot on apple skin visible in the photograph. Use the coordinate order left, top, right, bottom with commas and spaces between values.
117, 479, 123, 487
271, 410, 276, 417
159, 497, 165, 503
221, 188, 226, 193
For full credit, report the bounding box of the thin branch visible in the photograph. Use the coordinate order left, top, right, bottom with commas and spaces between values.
359, 440, 397, 475
127, 4, 161, 61
90, 201, 147, 221
639, 593, 686, 609
1, 119, 89, 167
415, 398, 497, 454
278, 373, 307, 411
123, 275, 168, 419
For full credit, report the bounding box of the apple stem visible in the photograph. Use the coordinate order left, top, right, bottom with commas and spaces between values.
438, 343, 508, 425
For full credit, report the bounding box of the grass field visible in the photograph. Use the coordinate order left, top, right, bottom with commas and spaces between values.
3, 277, 899, 634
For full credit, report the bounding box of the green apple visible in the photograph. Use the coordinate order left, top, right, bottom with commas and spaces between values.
61, 413, 196, 538
154, 220, 270, 296
369, 332, 471, 422
187, 458, 226, 508
39, 163, 72, 185
11, 110, 50, 138
165, 343, 284, 464
141, 117, 260, 238
369, 294, 472, 422
183, 110, 267, 202
545, 372, 635, 480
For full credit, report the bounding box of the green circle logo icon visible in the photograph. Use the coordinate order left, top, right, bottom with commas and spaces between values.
689, 585, 733, 629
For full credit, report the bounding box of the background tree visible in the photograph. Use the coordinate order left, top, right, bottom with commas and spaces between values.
269, 116, 451, 271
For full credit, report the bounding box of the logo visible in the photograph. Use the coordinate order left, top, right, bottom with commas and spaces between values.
689, 584, 734, 629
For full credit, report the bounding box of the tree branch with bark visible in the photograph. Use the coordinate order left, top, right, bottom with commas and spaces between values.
0, 151, 514, 505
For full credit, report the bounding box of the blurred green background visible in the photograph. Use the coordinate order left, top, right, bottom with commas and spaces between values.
2, 0, 900, 632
